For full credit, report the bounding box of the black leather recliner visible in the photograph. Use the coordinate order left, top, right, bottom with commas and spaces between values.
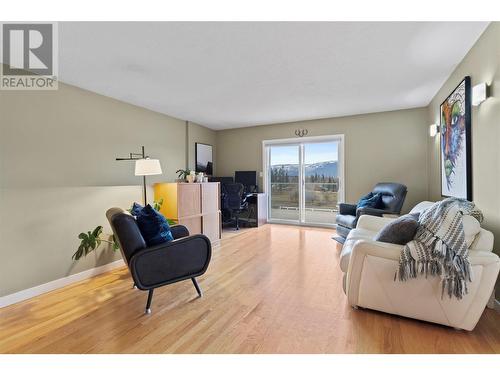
106, 208, 211, 314
335, 183, 408, 240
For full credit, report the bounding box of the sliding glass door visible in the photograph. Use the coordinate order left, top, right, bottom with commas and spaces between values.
264, 135, 344, 227
268, 144, 301, 222
303, 141, 340, 225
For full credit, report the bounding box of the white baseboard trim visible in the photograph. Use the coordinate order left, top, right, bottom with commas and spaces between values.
0, 259, 125, 309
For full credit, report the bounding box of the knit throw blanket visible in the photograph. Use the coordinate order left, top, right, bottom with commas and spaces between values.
396, 198, 483, 299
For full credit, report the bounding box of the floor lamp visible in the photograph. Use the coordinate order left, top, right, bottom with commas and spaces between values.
116, 146, 162, 205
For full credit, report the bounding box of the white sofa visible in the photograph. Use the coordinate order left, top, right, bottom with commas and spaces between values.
340, 201, 500, 331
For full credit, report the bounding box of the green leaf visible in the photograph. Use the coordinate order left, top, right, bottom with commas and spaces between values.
91, 226, 103, 238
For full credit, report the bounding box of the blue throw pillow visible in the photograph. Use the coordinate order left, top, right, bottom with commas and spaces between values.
357, 192, 382, 210
130, 202, 144, 217
135, 204, 174, 246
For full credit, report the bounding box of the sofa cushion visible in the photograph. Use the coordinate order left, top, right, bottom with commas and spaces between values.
336, 214, 357, 229
374, 214, 419, 245
135, 204, 174, 246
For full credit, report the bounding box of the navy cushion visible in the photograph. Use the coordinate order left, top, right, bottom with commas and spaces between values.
135, 204, 174, 246
357, 192, 382, 210
130, 202, 144, 216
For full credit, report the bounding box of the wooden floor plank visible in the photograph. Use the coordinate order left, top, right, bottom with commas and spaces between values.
0, 224, 498, 354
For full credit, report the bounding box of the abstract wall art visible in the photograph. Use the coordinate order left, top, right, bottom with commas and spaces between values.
440, 76, 472, 201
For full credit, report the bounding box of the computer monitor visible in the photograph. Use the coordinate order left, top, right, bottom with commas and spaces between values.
208, 176, 234, 185
235, 171, 257, 192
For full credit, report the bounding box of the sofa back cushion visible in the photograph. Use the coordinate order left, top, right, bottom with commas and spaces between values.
409, 201, 434, 215
410, 201, 488, 250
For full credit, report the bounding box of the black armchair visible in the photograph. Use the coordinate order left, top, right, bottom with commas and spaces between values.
335, 183, 407, 240
106, 208, 211, 314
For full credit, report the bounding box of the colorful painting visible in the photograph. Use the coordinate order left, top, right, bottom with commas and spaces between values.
440, 76, 472, 201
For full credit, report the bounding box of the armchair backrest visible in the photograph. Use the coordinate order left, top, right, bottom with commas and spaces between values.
222, 183, 245, 210
106, 208, 146, 264
372, 182, 407, 214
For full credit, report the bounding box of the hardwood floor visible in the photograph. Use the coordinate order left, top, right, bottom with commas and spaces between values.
0, 224, 499, 354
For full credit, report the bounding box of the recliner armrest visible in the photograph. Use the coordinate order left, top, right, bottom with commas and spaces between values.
339, 203, 357, 216
129, 234, 211, 290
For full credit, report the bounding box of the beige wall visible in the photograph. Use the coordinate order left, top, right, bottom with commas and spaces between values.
428, 23, 500, 248
187, 122, 217, 174
0, 81, 213, 297
216, 107, 429, 213
426, 23, 500, 295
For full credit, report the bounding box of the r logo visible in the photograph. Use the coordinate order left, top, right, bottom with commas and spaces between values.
2, 23, 54, 76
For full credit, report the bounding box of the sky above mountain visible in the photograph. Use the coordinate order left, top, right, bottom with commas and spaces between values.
269, 141, 338, 165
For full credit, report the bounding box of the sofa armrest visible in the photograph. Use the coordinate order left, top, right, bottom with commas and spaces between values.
468, 250, 500, 266
339, 203, 357, 216
130, 234, 211, 290
356, 215, 396, 231
170, 224, 190, 240
346, 239, 403, 306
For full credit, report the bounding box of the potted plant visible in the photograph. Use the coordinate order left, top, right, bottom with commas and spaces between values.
72, 199, 174, 261
176, 168, 191, 182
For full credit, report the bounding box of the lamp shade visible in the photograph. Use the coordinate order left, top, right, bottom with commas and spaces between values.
135, 158, 162, 176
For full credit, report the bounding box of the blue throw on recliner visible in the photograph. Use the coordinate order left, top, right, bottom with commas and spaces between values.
357, 192, 383, 210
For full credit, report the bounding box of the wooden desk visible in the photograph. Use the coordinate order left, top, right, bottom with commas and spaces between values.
242, 192, 267, 227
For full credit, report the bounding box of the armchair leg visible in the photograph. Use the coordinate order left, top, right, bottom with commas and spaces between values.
191, 277, 203, 297
145, 289, 154, 314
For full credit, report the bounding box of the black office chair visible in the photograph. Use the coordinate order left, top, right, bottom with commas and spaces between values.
106, 208, 211, 314
222, 183, 248, 230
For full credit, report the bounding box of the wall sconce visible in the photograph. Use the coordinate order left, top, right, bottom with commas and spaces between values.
472, 82, 489, 106
429, 124, 439, 137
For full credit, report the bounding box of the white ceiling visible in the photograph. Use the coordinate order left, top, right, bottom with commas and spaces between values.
57, 22, 488, 130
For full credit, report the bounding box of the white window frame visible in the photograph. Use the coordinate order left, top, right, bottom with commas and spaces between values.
262, 134, 345, 227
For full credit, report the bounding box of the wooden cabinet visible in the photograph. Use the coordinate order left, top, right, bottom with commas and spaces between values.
154, 182, 221, 245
